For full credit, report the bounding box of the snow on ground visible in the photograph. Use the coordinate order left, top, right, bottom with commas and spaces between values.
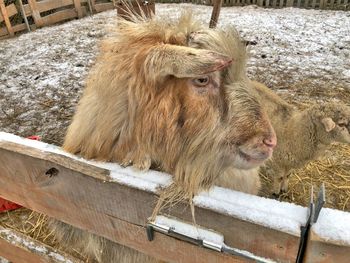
0, 4, 349, 146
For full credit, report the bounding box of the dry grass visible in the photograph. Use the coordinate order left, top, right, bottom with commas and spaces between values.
0, 208, 90, 261
0, 208, 56, 245
260, 143, 350, 211
258, 78, 350, 212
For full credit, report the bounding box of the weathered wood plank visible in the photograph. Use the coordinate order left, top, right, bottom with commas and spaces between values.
28, 0, 44, 27
0, 139, 301, 262
73, 0, 83, 18
41, 8, 76, 26
209, 0, 222, 28
312, 0, 317, 8
0, 3, 17, 23
0, 227, 83, 263
286, 0, 294, 6
94, 2, 114, 13
36, 0, 74, 13
303, 231, 350, 263
0, 0, 14, 36
0, 23, 35, 36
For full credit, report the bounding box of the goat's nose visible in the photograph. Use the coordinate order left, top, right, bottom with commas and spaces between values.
263, 135, 277, 148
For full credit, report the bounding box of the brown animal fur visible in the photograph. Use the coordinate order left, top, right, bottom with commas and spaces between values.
52, 13, 278, 263
252, 81, 350, 195
64, 15, 276, 202
215, 167, 261, 195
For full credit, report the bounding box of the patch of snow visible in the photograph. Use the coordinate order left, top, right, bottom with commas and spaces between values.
0, 257, 10, 263
195, 186, 307, 236
0, 228, 73, 263
0, 229, 48, 254
312, 208, 350, 246
48, 252, 73, 263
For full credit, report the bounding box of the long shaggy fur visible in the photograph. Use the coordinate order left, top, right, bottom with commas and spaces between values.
52, 13, 278, 263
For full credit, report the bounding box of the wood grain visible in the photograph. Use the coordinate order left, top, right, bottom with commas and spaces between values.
0, 3, 17, 23
0, 141, 301, 262
73, 0, 83, 18
0, 0, 14, 36
28, 0, 44, 27
303, 230, 350, 263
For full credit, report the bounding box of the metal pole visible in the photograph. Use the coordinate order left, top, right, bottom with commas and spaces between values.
18, 0, 31, 32
209, 0, 223, 28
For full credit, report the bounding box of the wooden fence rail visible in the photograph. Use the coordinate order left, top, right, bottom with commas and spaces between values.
0, 133, 350, 262
0, 0, 349, 40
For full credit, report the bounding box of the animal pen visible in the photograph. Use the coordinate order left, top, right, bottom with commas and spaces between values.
1, 1, 350, 263
0, 0, 349, 39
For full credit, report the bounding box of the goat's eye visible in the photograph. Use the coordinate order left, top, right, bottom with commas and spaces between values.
193, 76, 210, 86
338, 122, 347, 127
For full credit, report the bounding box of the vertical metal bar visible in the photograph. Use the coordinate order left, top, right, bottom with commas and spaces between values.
18, 0, 31, 32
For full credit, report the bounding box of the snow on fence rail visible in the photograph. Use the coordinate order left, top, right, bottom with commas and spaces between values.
0, 132, 350, 262
1, 0, 349, 40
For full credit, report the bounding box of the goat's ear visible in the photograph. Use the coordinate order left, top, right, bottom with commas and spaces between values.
145, 45, 232, 78
321, 117, 336, 132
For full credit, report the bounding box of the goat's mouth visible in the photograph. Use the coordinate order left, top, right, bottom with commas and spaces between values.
238, 149, 269, 162
232, 148, 272, 169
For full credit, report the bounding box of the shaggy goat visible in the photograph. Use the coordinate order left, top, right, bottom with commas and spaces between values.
64, 16, 276, 200
52, 13, 278, 263
252, 81, 350, 195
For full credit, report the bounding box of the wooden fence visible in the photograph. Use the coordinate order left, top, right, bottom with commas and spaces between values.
0, 132, 350, 262
0, 0, 349, 40
0, 0, 116, 40
160, 0, 349, 9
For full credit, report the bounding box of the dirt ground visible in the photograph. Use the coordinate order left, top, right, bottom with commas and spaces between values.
0, 4, 349, 212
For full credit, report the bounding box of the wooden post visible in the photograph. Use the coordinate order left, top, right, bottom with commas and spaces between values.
209, 0, 222, 28
0, 0, 14, 36
87, 0, 94, 14
90, 0, 96, 12
18, 0, 31, 32
73, 0, 83, 18
286, 0, 293, 6
28, 0, 43, 27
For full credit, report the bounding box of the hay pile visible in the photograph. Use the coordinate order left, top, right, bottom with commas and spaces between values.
258, 78, 350, 212
260, 143, 350, 211
0, 209, 89, 261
